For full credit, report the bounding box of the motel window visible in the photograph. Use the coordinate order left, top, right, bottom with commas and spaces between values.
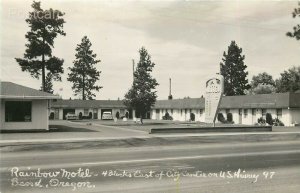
181, 110, 183, 116
84, 109, 89, 115
252, 109, 256, 116
244, 109, 248, 118
171, 109, 173, 114
262, 109, 267, 118
239, 109, 242, 115
276, 109, 282, 118
200, 109, 203, 116
5, 101, 32, 122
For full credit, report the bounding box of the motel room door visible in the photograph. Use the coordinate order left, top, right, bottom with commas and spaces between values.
93, 109, 98, 119
156, 109, 160, 120
54, 108, 59, 120
252, 109, 256, 124
239, 109, 242, 124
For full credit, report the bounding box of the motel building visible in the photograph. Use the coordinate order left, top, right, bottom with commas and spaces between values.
50, 92, 300, 127
2, 82, 299, 131
151, 92, 300, 126
0, 82, 60, 130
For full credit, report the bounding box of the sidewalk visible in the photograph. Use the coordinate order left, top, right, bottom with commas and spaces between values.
1, 131, 300, 153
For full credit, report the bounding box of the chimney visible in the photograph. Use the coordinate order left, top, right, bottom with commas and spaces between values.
168, 78, 173, 100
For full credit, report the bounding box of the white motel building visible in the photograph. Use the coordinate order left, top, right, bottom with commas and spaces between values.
152, 93, 300, 126
50, 92, 300, 127
1, 81, 300, 130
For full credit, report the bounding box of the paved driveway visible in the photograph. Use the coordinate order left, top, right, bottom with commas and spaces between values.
0, 120, 148, 141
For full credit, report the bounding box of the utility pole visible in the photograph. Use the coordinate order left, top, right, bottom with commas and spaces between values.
168, 78, 173, 100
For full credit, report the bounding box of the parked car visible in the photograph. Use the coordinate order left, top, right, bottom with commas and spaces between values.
102, 112, 113, 120
65, 113, 78, 120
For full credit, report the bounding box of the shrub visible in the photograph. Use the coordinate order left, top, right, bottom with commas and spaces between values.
257, 117, 266, 125
273, 118, 284, 126
190, 113, 195, 121
227, 113, 233, 122
266, 113, 273, 125
217, 113, 226, 123
116, 112, 120, 119
125, 112, 129, 118
162, 112, 173, 120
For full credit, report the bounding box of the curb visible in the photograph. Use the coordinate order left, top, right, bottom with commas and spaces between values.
150, 126, 272, 134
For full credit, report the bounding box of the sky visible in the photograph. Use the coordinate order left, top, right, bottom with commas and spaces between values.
1, 0, 300, 100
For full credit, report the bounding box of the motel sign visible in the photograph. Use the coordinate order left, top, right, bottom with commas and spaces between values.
205, 74, 224, 125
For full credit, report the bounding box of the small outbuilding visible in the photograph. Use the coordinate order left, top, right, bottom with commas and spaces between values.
0, 81, 60, 130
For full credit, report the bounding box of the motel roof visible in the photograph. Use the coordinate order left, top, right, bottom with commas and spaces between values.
154, 98, 206, 109
153, 92, 300, 109
0, 81, 60, 100
219, 92, 290, 109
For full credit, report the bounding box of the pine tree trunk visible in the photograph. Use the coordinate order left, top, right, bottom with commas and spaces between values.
41, 37, 46, 92
82, 75, 85, 100
42, 54, 45, 92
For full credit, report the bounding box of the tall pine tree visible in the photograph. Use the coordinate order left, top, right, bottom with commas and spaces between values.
220, 41, 250, 96
124, 47, 159, 124
67, 36, 102, 100
15, 1, 66, 91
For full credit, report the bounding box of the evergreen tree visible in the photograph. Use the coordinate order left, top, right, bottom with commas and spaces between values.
124, 47, 159, 124
67, 36, 102, 100
40, 72, 54, 93
276, 66, 300, 93
220, 41, 250, 96
287, 2, 300, 40
15, 1, 66, 91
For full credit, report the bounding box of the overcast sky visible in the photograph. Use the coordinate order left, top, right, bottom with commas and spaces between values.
1, 0, 299, 100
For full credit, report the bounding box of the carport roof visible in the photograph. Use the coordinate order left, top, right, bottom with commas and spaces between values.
51, 99, 126, 109
0, 81, 60, 99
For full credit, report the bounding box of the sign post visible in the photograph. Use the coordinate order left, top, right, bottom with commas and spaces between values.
205, 74, 224, 127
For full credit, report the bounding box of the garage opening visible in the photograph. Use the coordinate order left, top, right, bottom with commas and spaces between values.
101, 109, 112, 120
63, 109, 75, 120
